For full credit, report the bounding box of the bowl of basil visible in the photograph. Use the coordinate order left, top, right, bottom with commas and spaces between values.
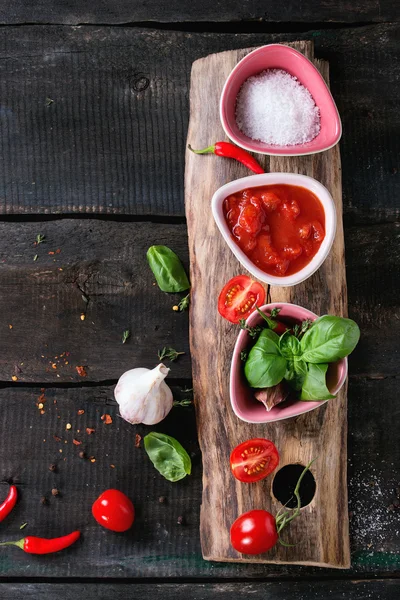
230, 303, 360, 423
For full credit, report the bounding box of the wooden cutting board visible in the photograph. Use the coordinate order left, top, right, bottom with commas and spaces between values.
184, 41, 349, 568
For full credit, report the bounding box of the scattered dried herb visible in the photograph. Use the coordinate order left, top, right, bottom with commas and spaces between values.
19, 523, 28, 530
177, 293, 190, 312
122, 330, 130, 344
33, 254, 38, 262
158, 347, 185, 362
35, 234, 45, 245
173, 399, 192, 407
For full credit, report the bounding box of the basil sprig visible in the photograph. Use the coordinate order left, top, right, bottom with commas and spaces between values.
147, 245, 190, 293
144, 432, 191, 482
244, 315, 360, 402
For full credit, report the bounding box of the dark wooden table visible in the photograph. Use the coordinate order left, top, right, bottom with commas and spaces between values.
0, 2, 399, 599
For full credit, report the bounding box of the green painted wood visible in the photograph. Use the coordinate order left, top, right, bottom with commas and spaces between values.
0, 25, 398, 220
0, 580, 399, 599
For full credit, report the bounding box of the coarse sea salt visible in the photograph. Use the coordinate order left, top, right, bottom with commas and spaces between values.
235, 69, 321, 146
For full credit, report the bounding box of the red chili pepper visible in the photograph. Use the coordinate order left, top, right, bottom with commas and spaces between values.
0, 530, 80, 554
0, 485, 17, 522
188, 142, 264, 174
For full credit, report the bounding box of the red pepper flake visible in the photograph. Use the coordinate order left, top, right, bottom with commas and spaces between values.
135, 434, 142, 448
76, 366, 87, 377
90, 456, 96, 463
48, 251, 55, 255
53, 435, 62, 442
77, 409, 85, 415
40, 409, 45, 415
101, 414, 112, 425
86, 428, 95, 435
56, 248, 61, 254
110, 464, 115, 469
51, 363, 57, 370
8, 324, 13, 329
53, 399, 57, 405
72, 439, 82, 446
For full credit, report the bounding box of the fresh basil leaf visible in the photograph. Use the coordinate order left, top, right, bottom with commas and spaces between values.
300, 363, 335, 401
147, 245, 190, 293
294, 358, 308, 376
279, 331, 301, 359
244, 329, 287, 388
284, 360, 304, 391
300, 315, 360, 363
144, 432, 191, 482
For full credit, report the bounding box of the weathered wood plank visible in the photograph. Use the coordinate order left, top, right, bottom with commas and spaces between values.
0, 581, 399, 600
0, 220, 191, 382
0, 25, 398, 221
0, 220, 398, 384
0, 379, 398, 578
186, 41, 350, 568
0, 0, 398, 25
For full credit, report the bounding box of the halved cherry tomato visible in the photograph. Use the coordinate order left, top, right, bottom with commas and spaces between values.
92, 489, 135, 532
230, 509, 278, 554
230, 438, 279, 483
218, 275, 265, 324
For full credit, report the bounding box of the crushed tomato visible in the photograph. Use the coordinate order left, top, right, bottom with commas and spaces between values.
223, 184, 325, 277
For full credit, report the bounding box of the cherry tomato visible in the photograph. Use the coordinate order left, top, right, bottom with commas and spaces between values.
218, 275, 265, 324
92, 489, 135, 532
230, 509, 278, 554
230, 438, 279, 483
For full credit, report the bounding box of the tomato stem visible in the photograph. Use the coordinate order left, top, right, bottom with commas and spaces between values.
275, 460, 316, 542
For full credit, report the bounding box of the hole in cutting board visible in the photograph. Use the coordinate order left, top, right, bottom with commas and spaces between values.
272, 464, 316, 508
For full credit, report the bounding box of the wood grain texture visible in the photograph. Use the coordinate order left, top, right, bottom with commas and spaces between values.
0, 0, 398, 25
0, 377, 398, 578
0, 219, 397, 384
0, 581, 399, 600
0, 24, 398, 221
185, 41, 349, 567
0, 220, 191, 382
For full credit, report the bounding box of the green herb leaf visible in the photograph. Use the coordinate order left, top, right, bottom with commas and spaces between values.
144, 432, 191, 482
279, 331, 301, 359
158, 347, 185, 362
177, 293, 190, 311
36, 234, 45, 245
300, 363, 335, 401
240, 349, 248, 362
33, 254, 38, 262
239, 319, 263, 339
147, 246, 190, 293
122, 329, 130, 344
173, 399, 192, 407
270, 307, 281, 319
300, 316, 360, 363
284, 360, 305, 391
19, 522, 28, 530
244, 329, 287, 388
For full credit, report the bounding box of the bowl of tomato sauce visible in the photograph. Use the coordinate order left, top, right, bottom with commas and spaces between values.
212, 173, 336, 286
230, 302, 348, 423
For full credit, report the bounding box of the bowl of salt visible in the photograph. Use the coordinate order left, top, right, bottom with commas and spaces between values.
220, 44, 342, 156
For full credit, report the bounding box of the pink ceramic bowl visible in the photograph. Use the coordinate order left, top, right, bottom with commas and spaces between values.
230, 303, 348, 423
220, 44, 342, 156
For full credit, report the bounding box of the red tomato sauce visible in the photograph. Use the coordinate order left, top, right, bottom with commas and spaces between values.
223, 184, 325, 277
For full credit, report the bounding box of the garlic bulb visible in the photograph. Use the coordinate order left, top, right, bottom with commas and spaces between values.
114, 363, 173, 425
